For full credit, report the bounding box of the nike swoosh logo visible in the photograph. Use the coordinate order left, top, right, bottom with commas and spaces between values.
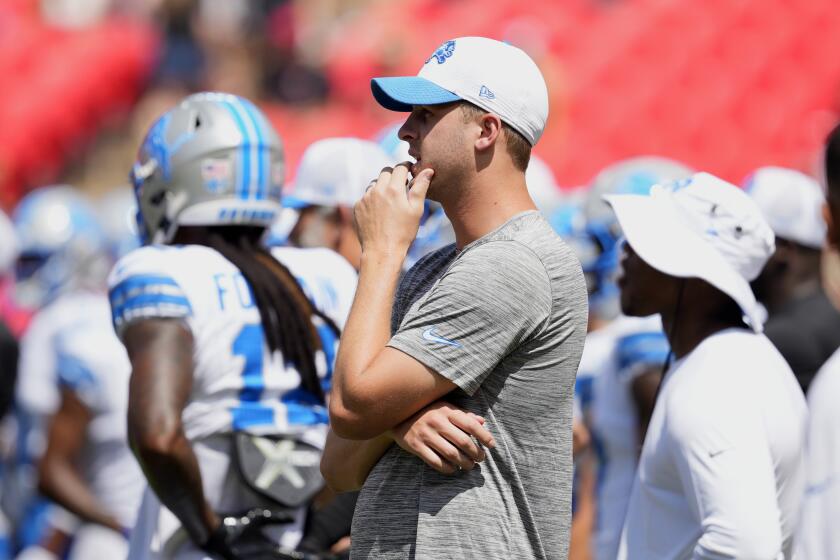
708, 449, 730, 459
422, 327, 462, 348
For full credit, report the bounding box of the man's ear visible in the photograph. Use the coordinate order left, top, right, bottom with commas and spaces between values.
475, 113, 503, 152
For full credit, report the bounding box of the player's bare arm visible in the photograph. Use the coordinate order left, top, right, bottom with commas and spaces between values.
124, 318, 219, 546
38, 388, 123, 533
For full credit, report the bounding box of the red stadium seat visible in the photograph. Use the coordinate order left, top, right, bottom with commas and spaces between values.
0, 15, 158, 199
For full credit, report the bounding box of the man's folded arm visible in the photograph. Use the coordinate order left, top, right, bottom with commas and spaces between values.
321, 431, 393, 492
322, 399, 496, 492
329, 346, 457, 440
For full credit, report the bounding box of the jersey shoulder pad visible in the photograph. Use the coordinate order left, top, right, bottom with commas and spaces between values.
270, 246, 358, 327
108, 246, 194, 337
614, 317, 669, 382
56, 329, 100, 407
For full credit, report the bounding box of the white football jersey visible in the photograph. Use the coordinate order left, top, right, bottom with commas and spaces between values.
12, 292, 143, 545
53, 297, 144, 529
17, 291, 108, 424
586, 315, 669, 560
109, 244, 356, 558
11, 291, 117, 528
108, 244, 356, 443
575, 326, 612, 428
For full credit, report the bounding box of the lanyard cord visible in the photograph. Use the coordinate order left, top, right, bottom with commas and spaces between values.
655, 280, 686, 402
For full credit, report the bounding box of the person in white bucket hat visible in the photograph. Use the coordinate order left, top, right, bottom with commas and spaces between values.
745, 167, 840, 394
609, 172, 807, 560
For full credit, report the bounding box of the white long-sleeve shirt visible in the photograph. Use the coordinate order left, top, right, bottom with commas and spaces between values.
796, 349, 840, 559
619, 329, 806, 560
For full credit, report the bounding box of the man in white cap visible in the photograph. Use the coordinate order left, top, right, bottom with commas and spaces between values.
284, 137, 394, 270
797, 123, 840, 559
609, 173, 806, 559
746, 167, 840, 393
321, 36, 588, 559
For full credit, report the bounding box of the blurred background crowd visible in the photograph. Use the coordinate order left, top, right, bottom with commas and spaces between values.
1, 0, 840, 558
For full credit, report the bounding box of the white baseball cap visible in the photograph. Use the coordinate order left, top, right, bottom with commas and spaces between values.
605, 172, 776, 332
371, 36, 549, 146
745, 166, 826, 250
284, 137, 393, 209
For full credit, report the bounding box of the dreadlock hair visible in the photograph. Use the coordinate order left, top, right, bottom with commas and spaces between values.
204, 226, 340, 403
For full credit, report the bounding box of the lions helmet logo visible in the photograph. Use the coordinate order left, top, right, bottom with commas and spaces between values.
427, 40, 456, 65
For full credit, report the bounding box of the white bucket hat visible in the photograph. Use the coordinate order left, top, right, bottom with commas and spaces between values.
605, 172, 776, 332
745, 166, 826, 250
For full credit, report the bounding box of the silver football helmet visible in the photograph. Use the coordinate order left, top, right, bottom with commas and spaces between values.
12, 185, 110, 308
97, 186, 141, 259
582, 156, 694, 320
131, 92, 285, 244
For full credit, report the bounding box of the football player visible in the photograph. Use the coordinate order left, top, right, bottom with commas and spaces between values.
110, 92, 356, 559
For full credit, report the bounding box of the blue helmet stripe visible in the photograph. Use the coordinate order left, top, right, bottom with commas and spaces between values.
219, 100, 251, 199
238, 98, 269, 201
229, 96, 261, 200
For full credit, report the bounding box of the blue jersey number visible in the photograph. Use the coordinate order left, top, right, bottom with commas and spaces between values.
231, 323, 273, 429
231, 321, 334, 429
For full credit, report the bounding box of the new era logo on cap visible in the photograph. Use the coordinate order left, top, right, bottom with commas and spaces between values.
371, 36, 550, 146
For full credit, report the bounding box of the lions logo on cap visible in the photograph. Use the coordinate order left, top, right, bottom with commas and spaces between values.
665, 176, 694, 193
427, 40, 456, 64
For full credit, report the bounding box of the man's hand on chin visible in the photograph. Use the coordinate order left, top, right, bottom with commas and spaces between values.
353, 163, 434, 258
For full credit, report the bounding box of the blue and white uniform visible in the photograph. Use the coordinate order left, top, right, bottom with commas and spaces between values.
53, 297, 144, 559
585, 315, 669, 560
109, 244, 356, 559
16, 293, 108, 442
11, 291, 145, 558
11, 292, 107, 550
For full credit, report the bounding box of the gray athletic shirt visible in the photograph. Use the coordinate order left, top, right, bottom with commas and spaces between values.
351, 211, 588, 559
